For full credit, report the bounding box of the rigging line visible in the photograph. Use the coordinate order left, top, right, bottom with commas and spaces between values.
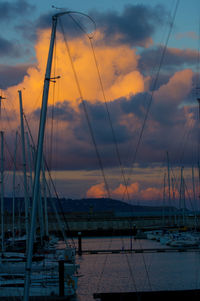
137, 239, 152, 291
89, 37, 130, 201
122, 0, 177, 176
69, 15, 150, 294
170, 105, 196, 167
176, 125, 194, 165
3, 136, 26, 197
68, 12, 96, 39
122, 0, 180, 201
59, 18, 111, 199
96, 238, 113, 293
4, 137, 15, 169
184, 179, 195, 212
44, 164, 76, 248
1, 102, 17, 141
67, 11, 152, 289
68, 12, 130, 200
23, 111, 76, 248
89, 31, 145, 286
124, 252, 138, 293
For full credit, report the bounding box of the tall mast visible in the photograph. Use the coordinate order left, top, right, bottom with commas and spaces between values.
179, 166, 185, 226
42, 159, 49, 238
26, 132, 33, 196
0, 96, 6, 118
23, 14, 58, 301
166, 151, 171, 225
162, 172, 166, 226
192, 166, 197, 230
197, 98, 200, 216
171, 176, 176, 225
0, 131, 4, 254
18, 90, 30, 252
23, 12, 72, 300
12, 131, 18, 244
0, 96, 5, 250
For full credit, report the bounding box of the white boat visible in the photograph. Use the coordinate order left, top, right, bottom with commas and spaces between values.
169, 239, 198, 247
168, 232, 200, 247
146, 230, 164, 241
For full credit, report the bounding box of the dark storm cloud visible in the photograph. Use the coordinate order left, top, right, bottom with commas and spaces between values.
0, 0, 35, 21
75, 101, 130, 144
36, 11, 86, 39
0, 36, 21, 58
34, 4, 166, 46
33, 101, 77, 121
91, 4, 166, 46
0, 63, 31, 89
32, 90, 197, 170
119, 93, 150, 118
17, 10, 87, 42
139, 46, 197, 74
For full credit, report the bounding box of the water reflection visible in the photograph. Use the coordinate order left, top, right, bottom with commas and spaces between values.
65, 236, 200, 301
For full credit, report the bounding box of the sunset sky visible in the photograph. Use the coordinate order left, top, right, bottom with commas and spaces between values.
1, 0, 200, 207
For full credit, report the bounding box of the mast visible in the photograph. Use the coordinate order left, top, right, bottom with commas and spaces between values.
12, 131, 18, 244
179, 166, 185, 226
18, 90, 30, 252
23, 13, 58, 301
0, 96, 6, 118
197, 98, 200, 219
166, 151, 171, 225
171, 176, 176, 225
42, 159, 49, 238
24, 12, 72, 300
192, 166, 197, 230
26, 132, 33, 196
0, 131, 4, 253
162, 172, 166, 226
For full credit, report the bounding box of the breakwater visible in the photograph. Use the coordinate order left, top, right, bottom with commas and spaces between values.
3, 211, 198, 237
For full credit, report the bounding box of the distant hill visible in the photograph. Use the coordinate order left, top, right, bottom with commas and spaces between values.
58, 198, 173, 213
4, 197, 180, 216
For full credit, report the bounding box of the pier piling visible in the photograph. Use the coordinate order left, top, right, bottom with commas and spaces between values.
78, 232, 82, 256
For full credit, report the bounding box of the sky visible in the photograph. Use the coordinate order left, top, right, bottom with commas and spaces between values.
1, 0, 200, 207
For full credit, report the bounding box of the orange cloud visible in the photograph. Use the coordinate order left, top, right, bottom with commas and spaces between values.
86, 183, 107, 198
112, 182, 139, 198
86, 182, 164, 201
4, 28, 146, 117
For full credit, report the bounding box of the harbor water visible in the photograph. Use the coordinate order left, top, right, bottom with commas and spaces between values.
68, 236, 200, 301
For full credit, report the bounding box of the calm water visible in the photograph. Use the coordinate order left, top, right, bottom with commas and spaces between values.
70, 236, 200, 301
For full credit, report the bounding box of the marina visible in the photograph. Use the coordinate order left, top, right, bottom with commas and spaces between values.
1, 0, 200, 300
